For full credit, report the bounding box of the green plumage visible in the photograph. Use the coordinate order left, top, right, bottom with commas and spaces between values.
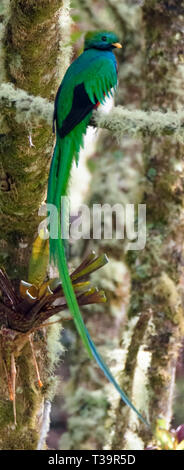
48, 128, 93, 356
47, 31, 148, 425
48, 32, 119, 356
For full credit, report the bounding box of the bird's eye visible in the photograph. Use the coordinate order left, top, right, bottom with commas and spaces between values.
101, 36, 107, 41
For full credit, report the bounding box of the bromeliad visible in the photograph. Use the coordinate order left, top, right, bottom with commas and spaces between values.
47, 30, 148, 425
0, 245, 109, 425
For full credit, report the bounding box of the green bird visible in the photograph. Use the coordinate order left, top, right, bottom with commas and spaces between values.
47, 30, 148, 425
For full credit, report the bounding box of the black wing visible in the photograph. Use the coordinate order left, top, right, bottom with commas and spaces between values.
56, 83, 98, 138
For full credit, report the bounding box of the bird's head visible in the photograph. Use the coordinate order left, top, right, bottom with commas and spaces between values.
84, 30, 122, 51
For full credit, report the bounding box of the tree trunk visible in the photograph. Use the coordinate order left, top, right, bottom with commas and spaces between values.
0, 0, 71, 450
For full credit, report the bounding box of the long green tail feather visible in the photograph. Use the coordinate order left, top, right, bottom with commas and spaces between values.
85, 328, 148, 426
48, 134, 93, 357
48, 132, 148, 424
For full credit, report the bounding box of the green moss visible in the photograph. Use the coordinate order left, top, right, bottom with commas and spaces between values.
0, 112, 53, 273
12, 0, 61, 26
0, 337, 46, 448
0, 400, 14, 427
17, 347, 41, 415
95, 107, 184, 139
4, 1, 62, 98
44, 322, 64, 400
1, 428, 38, 450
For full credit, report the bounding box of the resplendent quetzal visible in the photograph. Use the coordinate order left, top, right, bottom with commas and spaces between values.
47, 31, 147, 425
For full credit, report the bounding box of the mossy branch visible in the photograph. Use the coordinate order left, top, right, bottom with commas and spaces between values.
1, 82, 184, 138
0, 82, 53, 129
95, 106, 184, 138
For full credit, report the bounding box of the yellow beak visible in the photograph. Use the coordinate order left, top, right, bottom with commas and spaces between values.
112, 42, 122, 49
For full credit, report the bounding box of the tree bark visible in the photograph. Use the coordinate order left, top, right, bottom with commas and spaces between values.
0, 0, 71, 449
0, 0, 72, 277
